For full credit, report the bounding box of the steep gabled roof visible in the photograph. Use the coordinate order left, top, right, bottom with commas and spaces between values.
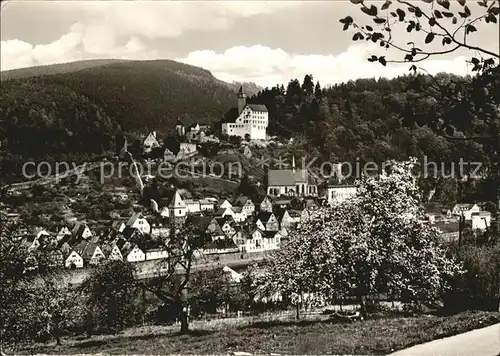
126, 212, 142, 226
247, 104, 268, 112
268, 169, 308, 186
168, 190, 186, 209
222, 108, 240, 123
256, 211, 273, 223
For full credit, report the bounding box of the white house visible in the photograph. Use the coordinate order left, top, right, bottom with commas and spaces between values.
179, 142, 197, 155
327, 185, 358, 206
218, 199, 233, 210
221, 87, 268, 140
72, 222, 93, 239
184, 199, 201, 214
106, 244, 123, 261
150, 223, 170, 238
231, 207, 248, 223
64, 250, 84, 269
56, 226, 71, 241
471, 211, 492, 230
124, 245, 146, 263
145, 248, 168, 261
126, 213, 151, 234
169, 190, 188, 217
234, 196, 255, 215
452, 203, 481, 220
200, 198, 216, 211
143, 131, 160, 153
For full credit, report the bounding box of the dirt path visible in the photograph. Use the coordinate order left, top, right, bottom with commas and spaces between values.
389, 323, 500, 356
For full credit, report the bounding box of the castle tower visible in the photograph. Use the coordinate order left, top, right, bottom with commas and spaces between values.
237, 86, 247, 115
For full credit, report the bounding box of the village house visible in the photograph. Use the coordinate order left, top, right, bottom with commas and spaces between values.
56, 226, 71, 242
126, 213, 151, 235
119, 242, 146, 263
245, 228, 279, 252
216, 216, 237, 237
255, 212, 280, 232
230, 206, 248, 223
215, 207, 236, 221
327, 184, 357, 206
200, 198, 216, 211
267, 159, 318, 197
101, 243, 123, 261
259, 196, 274, 212
72, 222, 93, 239
452, 203, 481, 220
471, 211, 492, 230
176, 118, 186, 137
72, 241, 105, 266
274, 208, 295, 230
145, 248, 169, 261
164, 148, 176, 162
184, 199, 201, 214
112, 220, 126, 233
187, 215, 226, 241
150, 223, 170, 238
179, 142, 197, 155
221, 87, 268, 140
234, 196, 255, 215
218, 199, 233, 210
64, 250, 84, 269
142, 131, 160, 154
202, 239, 239, 255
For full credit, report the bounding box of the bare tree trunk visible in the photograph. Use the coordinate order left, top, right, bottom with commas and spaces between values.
180, 307, 189, 333
358, 295, 367, 319
295, 300, 300, 320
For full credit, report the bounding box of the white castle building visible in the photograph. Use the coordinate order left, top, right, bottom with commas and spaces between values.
221, 87, 268, 140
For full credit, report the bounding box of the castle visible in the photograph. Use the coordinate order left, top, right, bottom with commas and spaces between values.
221, 87, 268, 140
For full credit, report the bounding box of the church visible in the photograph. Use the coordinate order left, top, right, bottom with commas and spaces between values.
267, 157, 318, 197
221, 87, 268, 140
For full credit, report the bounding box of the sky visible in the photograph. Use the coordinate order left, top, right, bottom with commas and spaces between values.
1, 0, 498, 87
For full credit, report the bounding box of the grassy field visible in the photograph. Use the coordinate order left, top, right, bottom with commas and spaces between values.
18, 310, 500, 355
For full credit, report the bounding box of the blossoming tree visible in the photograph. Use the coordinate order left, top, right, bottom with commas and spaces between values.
264, 159, 462, 318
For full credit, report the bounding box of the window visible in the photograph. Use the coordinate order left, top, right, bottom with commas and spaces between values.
178, 210, 182, 214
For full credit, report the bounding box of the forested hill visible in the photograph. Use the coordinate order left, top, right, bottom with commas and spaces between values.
250, 73, 490, 166
1, 60, 255, 133
0, 59, 263, 182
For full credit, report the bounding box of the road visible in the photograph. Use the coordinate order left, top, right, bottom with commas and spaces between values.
389, 323, 500, 356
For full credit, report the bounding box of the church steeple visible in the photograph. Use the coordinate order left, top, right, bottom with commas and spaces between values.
237, 86, 247, 115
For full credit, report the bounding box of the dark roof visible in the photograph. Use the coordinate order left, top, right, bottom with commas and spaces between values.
257, 211, 273, 223
247, 104, 268, 113
268, 169, 308, 186
233, 196, 250, 206
186, 215, 214, 230
238, 85, 243, 94
216, 215, 234, 226
204, 239, 238, 250
176, 118, 184, 126
262, 231, 276, 239
273, 207, 287, 220
274, 199, 291, 206
223, 108, 240, 123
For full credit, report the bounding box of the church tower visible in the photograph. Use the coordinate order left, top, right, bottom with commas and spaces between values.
237, 86, 247, 115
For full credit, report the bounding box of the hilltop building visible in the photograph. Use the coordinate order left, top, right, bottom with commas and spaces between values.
221, 87, 268, 140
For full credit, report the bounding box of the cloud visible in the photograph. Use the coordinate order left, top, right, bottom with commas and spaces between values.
176, 44, 472, 87
1, 0, 299, 71
1, 23, 159, 71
